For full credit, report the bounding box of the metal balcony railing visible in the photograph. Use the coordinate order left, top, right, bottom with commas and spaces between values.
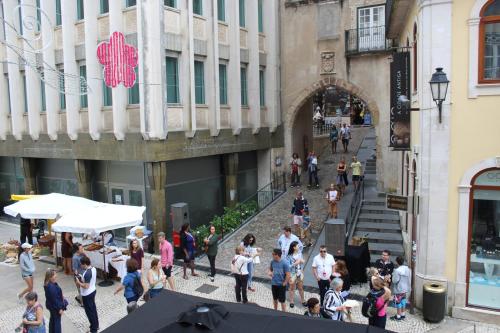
345, 25, 392, 55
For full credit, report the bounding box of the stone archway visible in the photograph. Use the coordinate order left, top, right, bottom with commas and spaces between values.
284, 76, 381, 159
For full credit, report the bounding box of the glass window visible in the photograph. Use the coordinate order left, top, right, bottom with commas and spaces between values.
79, 65, 88, 108
240, 67, 248, 106
239, 0, 245, 27
5, 75, 11, 113
100, 0, 109, 14
126, 0, 136, 7
258, 0, 263, 33
219, 64, 227, 105
128, 66, 140, 105
40, 79, 46, 112
467, 169, 500, 311
193, 0, 202, 15
484, 0, 500, 16
218, 0, 225, 22
59, 70, 66, 111
259, 69, 265, 107
166, 56, 180, 104
194, 61, 205, 105
55, 0, 62, 26
164, 0, 176, 8
77, 0, 84, 20
480, 0, 500, 82
17, 0, 23, 35
102, 81, 112, 107
22, 74, 27, 113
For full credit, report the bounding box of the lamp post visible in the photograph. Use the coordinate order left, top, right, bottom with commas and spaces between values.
429, 68, 450, 123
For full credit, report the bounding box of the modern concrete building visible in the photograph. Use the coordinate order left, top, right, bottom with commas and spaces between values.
0, 0, 282, 241
389, 0, 499, 323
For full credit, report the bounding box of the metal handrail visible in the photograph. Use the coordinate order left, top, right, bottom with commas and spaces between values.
345, 176, 365, 240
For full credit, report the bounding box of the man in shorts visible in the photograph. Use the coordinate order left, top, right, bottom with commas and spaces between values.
340, 124, 351, 153
350, 155, 363, 190
290, 191, 309, 236
268, 248, 290, 311
158, 232, 175, 291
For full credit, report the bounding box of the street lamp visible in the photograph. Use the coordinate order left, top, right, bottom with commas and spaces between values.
429, 67, 450, 123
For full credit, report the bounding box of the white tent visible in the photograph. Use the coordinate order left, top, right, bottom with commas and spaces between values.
3, 193, 102, 219
52, 204, 146, 235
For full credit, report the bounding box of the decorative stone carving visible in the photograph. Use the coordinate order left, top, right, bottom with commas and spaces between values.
321, 52, 335, 74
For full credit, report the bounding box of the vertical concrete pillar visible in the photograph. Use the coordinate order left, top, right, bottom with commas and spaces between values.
223, 153, 239, 208
257, 149, 271, 189
75, 160, 92, 199
21, 158, 37, 194
146, 161, 167, 251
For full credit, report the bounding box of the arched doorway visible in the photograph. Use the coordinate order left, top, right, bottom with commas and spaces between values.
466, 168, 500, 311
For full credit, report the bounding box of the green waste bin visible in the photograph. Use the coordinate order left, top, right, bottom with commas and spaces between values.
423, 283, 446, 322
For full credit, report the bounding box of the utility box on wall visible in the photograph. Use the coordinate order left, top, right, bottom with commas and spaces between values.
171, 202, 190, 231
325, 218, 346, 257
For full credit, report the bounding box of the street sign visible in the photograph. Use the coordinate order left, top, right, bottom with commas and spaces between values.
386, 194, 409, 212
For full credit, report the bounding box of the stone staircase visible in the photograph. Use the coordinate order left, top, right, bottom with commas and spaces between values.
352, 158, 405, 259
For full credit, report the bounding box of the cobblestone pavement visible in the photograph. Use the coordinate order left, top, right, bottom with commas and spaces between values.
198, 127, 371, 280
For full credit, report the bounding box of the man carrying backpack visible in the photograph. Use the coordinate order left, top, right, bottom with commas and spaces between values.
362, 275, 391, 328
390, 256, 411, 321
114, 258, 144, 304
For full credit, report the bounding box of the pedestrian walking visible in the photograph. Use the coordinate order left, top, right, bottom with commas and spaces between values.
290, 191, 309, 236
17, 292, 45, 333
44, 269, 67, 333
390, 256, 411, 321
278, 226, 303, 256
325, 184, 339, 218
129, 239, 144, 272
333, 260, 351, 298
312, 245, 335, 305
329, 125, 339, 154
367, 276, 391, 328
241, 233, 262, 292
286, 241, 306, 308
75, 256, 99, 333
290, 153, 302, 187
303, 297, 322, 318
114, 258, 144, 304
158, 232, 175, 290
72, 243, 85, 306
204, 225, 220, 282
231, 246, 254, 304
268, 249, 291, 312
375, 250, 395, 287
61, 232, 73, 275
19, 217, 33, 245
350, 156, 363, 191
307, 152, 320, 188
336, 158, 348, 198
340, 123, 351, 153
301, 211, 313, 247
147, 258, 166, 299
180, 223, 198, 279
323, 278, 351, 321
18, 243, 35, 302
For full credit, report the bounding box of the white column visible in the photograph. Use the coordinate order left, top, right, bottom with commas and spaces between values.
61, 0, 80, 140
84, 0, 103, 140
228, 0, 241, 135
187, 0, 196, 137
247, 0, 260, 134
109, 0, 127, 140
137, 0, 167, 139
454, 185, 472, 308
0, 4, 9, 140
207, 0, 220, 136
3, 0, 25, 140
40, 0, 58, 140
265, 0, 280, 132
21, 0, 41, 140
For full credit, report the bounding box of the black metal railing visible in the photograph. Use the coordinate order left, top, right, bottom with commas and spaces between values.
345, 25, 392, 55
345, 176, 365, 240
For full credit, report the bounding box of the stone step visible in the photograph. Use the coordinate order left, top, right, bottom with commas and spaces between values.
356, 222, 402, 233
354, 231, 403, 243
363, 199, 385, 206
368, 242, 405, 257
358, 213, 400, 223
361, 205, 399, 214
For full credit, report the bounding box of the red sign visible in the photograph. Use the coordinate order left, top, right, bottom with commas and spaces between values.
97, 31, 138, 88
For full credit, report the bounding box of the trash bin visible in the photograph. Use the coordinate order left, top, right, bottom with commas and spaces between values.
423, 283, 446, 322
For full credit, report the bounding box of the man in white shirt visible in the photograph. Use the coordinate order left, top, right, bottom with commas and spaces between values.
277, 226, 303, 256
76, 257, 99, 333
312, 245, 336, 305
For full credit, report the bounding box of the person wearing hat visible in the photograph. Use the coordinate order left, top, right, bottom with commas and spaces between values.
18, 243, 36, 302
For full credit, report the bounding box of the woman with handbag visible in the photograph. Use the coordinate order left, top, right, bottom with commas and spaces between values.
44, 269, 67, 333
203, 225, 219, 282
180, 223, 198, 280
241, 234, 262, 292
147, 258, 166, 299
231, 246, 255, 304
18, 292, 45, 333
286, 241, 306, 308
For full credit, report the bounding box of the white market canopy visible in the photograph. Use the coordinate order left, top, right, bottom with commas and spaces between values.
52, 204, 146, 235
3, 193, 102, 219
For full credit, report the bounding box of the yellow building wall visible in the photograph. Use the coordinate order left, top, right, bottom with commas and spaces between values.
446, 0, 500, 281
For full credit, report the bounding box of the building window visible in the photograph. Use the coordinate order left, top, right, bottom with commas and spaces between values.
258, 0, 263, 33
219, 64, 227, 105
164, 0, 176, 8
479, 0, 500, 82
166, 56, 179, 104
102, 81, 112, 107
59, 70, 66, 110
413, 23, 418, 91
194, 61, 205, 104
126, 0, 136, 7
79, 65, 88, 108
17, 0, 23, 35
128, 66, 140, 105
239, 0, 245, 27
240, 67, 248, 106
77, 0, 84, 20
40, 79, 46, 112
218, 0, 225, 22
22, 74, 27, 113
259, 69, 265, 107
5, 75, 11, 113
55, 0, 62, 26
193, 0, 202, 15
467, 168, 500, 311
100, 0, 109, 14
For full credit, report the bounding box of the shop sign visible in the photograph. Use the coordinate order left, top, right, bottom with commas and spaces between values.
386, 194, 409, 212
389, 51, 411, 150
